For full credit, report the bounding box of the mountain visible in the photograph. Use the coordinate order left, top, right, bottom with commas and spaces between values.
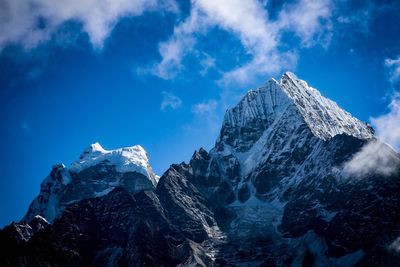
1, 72, 400, 267
23, 143, 158, 223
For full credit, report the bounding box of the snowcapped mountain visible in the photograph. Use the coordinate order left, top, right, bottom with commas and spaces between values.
1, 72, 400, 267
23, 143, 158, 223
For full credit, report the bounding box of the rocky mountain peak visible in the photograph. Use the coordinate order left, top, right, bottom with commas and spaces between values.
23, 142, 158, 223
217, 72, 374, 153
279, 72, 374, 141
79, 142, 106, 159
71, 142, 155, 183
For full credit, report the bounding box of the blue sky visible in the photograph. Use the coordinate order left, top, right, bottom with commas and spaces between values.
0, 0, 399, 227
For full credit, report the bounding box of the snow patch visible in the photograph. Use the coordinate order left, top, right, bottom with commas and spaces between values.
70, 142, 157, 185
280, 72, 374, 141
33, 215, 49, 224
94, 187, 114, 197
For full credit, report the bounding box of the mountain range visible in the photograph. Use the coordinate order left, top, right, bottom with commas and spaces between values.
1, 72, 400, 267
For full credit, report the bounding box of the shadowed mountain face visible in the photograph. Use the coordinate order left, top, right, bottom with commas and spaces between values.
1, 73, 400, 267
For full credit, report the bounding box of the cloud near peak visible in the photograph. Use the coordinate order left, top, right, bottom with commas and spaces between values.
370, 94, 400, 152
343, 140, 399, 177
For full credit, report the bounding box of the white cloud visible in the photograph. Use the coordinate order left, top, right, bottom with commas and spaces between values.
385, 56, 400, 82
219, 51, 297, 86
370, 95, 400, 151
192, 99, 218, 115
277, 0, 332, 47
343, 66, 400, 177
151, 7, 210, 79
343, 140, 399, 177
199, 52, 216, 76
153, 0, 332, 85
345, 57, 400, 177
369, 59, 400, 152
160, 91, 182, 111
0, 0, 177, 50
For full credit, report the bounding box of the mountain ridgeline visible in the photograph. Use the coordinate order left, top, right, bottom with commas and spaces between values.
1, 72, 400, 267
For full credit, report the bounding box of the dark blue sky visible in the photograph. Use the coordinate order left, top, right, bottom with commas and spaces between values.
0, 0, 399, 227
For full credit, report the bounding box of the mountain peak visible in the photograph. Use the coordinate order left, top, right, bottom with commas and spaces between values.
23, 143, 158, 223
71, 143, 154, 181
277, 72, 374, 140
78, 142, 106, 160
88, 141, 106, 152
281, 71, 297, 81
218, 72, 374, 153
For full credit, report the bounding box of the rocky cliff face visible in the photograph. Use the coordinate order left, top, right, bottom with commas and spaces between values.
1, 72, 400, 267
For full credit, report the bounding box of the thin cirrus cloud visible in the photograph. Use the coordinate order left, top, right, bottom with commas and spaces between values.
385, 56, 400, 82
151, 0, 332, 86
0, 0, 178, 50
191, 99, 218, 115
160, 91, 182, 111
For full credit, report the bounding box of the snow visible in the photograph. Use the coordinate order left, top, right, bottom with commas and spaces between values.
154, 174, 161, 183
197, 73, 375, 265
94, 187, 114, 197
70, 142, 157, 185
59, 164, 72, 185
24, 142, 159, 223
222, 78, 292, 130
216, 72, 374, 182
33, 215, 49, 224
220, 72, 373, 150
280, 72, 374, 141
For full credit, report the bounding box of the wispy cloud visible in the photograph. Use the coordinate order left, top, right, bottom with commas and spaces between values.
150, 7, 210, 79
385, 56, 400, 82
368, 57, 400, 152
371, 94, 400, 151
152, 0, 332, 86
0, 0, 177, 50
335, 0, 375, 36
192, 99, 218, 115
199, 53, 216, 76
276, 0, 333, 47
160, 91, 182, 111
343, 140, 399, 177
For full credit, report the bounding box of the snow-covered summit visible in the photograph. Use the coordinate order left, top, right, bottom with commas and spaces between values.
70, 142, 157, 186
279, 72, 374, 140
219, 72, 374, 153
23, 142, 158, 223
